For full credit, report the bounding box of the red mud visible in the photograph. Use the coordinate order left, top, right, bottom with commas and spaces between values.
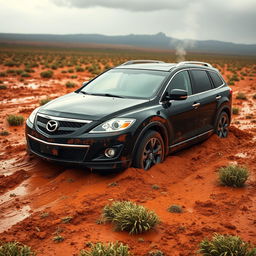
0, 65, 255, 255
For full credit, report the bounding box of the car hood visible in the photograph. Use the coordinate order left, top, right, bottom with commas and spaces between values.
39, 92, 148, 120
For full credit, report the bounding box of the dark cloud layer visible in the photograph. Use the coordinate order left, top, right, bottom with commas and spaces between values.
52, 0, 193, 11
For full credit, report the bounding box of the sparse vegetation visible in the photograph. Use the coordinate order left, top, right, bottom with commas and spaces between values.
199, 233, 256, 256
103, 201, 159, 234
0, 85, 7, 89
65, 81, 76, 88
236, 92, 247, 100
0, 241, 35, 256
40, 70, 53, 78
0, 130, 9, 136
79, 242, 130, 256
232, 107, 240, 115
148, 250, 165, 256
7, 115, 24, 126
218, 165, 249, 187
39, 97, 51, 106
61, 216, 73, 223
152, 184, 160, 190
52, 235, 64, 243
167, 205, 183, 213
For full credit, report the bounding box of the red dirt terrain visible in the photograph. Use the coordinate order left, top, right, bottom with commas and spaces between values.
0, 64, 256, 255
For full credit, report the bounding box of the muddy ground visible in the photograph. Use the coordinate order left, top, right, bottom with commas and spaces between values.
0, 65, 255, 255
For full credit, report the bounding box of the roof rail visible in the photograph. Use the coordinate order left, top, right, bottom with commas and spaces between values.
177, 61, 212, 68
121, 60, 165, 65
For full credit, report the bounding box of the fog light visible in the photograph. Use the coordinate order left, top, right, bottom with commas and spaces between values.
104, 148, 116, 158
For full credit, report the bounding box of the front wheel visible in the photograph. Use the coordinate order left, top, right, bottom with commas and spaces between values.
134, 130, 165, 170
215, 111, 229, 138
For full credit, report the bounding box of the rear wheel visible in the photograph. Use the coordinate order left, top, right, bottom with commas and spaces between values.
215, 111, 229, 138
134, 130, 165, 170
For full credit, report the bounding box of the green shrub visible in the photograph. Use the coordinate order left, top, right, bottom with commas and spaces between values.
0, 72, 7, 77
148, 250, 165, 256
0, 241, 35, 256
167, 205, 183, 213
4, 61, 16, 67
232, 107, 239, 115
39, 97, 51, 106
0, 85, 7, 89
218, 165, 249, 187
7, 115, 24, 126
79, 242, 130, 256
65, 81, 75, 88
199, 233, 256, 256
52, 235, 64, 243
103, 201, 159, 234
40, 70, 53, 78
0, 130, 9, 136
70, 75, 77, 79
61, 216, 73, 223
76, 66, 84, 72
236, 92, 247, 100
21, 72, 31, 78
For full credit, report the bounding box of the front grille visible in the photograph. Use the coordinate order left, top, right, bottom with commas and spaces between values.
36, 114, 89, 136
28, 137, 88, 162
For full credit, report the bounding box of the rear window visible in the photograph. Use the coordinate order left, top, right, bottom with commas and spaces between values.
190, 70, 212, 94
209, 71, 224, 88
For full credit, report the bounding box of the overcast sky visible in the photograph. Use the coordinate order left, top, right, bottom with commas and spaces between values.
0, 0, 255, 44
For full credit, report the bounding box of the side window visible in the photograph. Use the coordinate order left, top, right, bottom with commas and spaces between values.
167, 71, 192, 95
209, 71, 224, 88
190, 70, 212, 94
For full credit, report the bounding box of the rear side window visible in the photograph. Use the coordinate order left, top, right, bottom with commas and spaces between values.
190, 70, 212, 94
167, 71, 192, 95
209, 71, 224, 88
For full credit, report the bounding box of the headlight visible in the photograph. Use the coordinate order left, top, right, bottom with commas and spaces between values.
28, 107, 40, 124
89, 118, 136, 133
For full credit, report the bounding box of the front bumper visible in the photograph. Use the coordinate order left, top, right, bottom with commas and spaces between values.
26, 121, 132, 170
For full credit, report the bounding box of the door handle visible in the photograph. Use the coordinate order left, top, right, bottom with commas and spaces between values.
192, 103, 200, 108
216, 95, 222, 100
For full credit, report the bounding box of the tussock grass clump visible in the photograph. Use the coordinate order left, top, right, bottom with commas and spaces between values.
40, 70, 53, 78
65, 81, 76, 88
103, 201, 159, 234
232, 107, 239, 115
52, 235, 64, 243
148, 250, 165, 256
79, 242, 130, 256
0, 130, 9, 136
39, 97, 51, 106
218, 165, 249, 187
167, 205, 183, 213
236, 92, 247, 100
0, 85, 7, 89
0, 241, 35, 256
7, 115, 24, 126
199, 233, 256, 256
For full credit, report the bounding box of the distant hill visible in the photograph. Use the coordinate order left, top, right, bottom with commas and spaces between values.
0, 32, 255, 56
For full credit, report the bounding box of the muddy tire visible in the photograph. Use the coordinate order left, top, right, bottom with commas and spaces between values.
215, 111, 229, 138
134, 130, 165, 170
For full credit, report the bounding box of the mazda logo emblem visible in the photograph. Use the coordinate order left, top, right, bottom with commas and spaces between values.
46, 120, 59, 132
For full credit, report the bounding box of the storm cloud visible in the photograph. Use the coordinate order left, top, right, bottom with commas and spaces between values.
52, 0, 194, 12
0, 0, 255, 44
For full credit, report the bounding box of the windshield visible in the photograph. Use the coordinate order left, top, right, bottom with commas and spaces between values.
80, 69, 168, 99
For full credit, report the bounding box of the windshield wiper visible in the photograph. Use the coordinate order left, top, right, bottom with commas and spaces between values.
79, 91, 124, 98
102, 93, 124, 98
79, 91, 90, 95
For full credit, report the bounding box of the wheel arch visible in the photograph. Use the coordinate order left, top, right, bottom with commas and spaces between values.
131, 119, 169, 165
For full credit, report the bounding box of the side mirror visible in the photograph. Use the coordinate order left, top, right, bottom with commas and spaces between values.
168, 89, 188, 100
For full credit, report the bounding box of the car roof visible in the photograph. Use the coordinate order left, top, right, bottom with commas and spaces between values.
115, 63, 176, 72
115, 60, 217, 72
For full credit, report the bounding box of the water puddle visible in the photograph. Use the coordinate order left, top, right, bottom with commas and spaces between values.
0, 205, 31, 232
0, 184, 27, 204
234, 152, 248, 158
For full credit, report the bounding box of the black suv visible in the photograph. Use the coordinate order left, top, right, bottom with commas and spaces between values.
26, 60, 232, 170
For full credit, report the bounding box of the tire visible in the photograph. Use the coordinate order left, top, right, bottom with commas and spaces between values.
134, 130, 165, 170
215, 111, 229, 138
